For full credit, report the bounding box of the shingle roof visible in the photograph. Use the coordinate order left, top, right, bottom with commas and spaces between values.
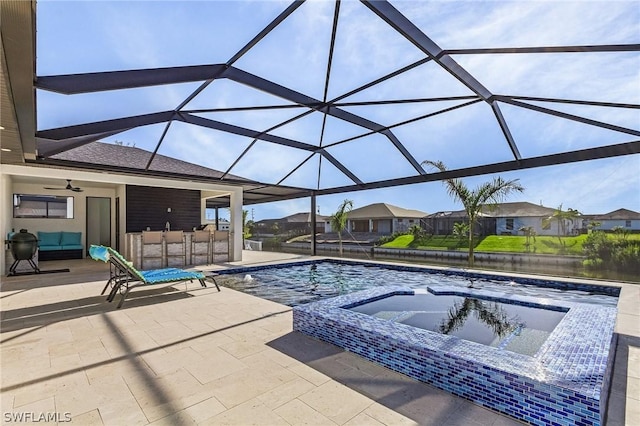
582, 208, 640, 220
347, 203, 427, 220
427, 202, 556, 218
51, 141, 250, 181
481, 202, 557, 217
283, 212, 330, 223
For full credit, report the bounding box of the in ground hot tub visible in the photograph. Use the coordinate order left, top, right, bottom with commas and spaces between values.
293, 285, 618, 425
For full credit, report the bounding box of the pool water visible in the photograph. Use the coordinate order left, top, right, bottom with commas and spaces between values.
348, 292, 567, 355
217, 260, 618, 307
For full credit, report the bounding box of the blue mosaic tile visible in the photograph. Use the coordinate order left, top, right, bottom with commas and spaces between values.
294, 285, 617, 426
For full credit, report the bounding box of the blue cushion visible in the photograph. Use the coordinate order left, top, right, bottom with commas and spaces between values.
60, 231, 82, 246
38, 231, 61, 246
89, 245, 110, 262
39, 245, 63, 251
62, 244, 83, 250
140, 268, 204, 284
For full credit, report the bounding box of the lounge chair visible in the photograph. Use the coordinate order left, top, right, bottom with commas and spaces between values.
89, 245, 219, 308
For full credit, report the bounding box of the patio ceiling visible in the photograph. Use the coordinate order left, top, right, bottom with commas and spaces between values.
2, 0, 639, 206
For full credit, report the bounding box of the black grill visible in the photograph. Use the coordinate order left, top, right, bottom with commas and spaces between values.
7, 229, 40, 275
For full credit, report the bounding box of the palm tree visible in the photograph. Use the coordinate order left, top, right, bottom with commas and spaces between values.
422, 160, 524, 267
542, 204, 581, 236
519, 226, 537, 252
242, 209, 249, 240
452, 222, 470, 248
330, 199, 353, 256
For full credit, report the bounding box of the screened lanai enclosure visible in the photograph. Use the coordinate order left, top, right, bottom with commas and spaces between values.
2, 0, 639, 207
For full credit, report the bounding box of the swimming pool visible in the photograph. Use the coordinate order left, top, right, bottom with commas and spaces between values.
216, 259, 619, 307
216, 259, 620, 425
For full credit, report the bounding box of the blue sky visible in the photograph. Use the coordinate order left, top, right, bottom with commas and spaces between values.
36, 0, 639, 220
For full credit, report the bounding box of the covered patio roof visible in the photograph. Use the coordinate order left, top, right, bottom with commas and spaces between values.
1, 0, 639, 208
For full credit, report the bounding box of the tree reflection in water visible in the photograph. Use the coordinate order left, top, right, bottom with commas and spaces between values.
439, 298, 522, 338
308, 263, 319, 291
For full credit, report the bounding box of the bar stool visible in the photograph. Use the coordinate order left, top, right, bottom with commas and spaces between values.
141, 231, 164, 269
164, 230, 186, 267
190, 230, 211, 265
212, 230, 230, 262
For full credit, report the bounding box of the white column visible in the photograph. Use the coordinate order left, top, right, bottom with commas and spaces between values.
229, 189, 243, 261
0, 173, 11, 275
200, 197, 207, 224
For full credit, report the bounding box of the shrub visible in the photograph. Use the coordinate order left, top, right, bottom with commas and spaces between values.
583, 230, 640, 273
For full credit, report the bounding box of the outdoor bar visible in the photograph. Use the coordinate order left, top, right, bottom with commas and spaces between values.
124, 230, 230, 269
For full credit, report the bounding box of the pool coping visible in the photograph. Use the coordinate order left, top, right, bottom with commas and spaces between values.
293, 284, 618, 425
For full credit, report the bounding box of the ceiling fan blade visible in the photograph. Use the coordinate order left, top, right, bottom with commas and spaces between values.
44, 179, 82, 192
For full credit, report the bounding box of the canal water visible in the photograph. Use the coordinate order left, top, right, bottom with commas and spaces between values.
275, 245, 640, 283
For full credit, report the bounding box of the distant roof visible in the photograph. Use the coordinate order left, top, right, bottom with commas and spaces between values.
255, 211, 330, 224
348, 203, 427, 219
283, 212, 331, 223
582, 208, 640, 220
427, 202, 556, 218
481, 202, 557, 218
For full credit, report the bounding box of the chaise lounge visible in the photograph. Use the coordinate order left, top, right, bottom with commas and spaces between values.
89, 245, 219, 308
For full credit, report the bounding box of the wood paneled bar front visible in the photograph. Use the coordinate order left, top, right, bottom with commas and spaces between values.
125, 230, 229, 269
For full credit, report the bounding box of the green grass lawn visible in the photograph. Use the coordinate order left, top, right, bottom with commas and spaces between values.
381, 234, 617, 256
475, 235, 586, 255
382, 234, 415, 248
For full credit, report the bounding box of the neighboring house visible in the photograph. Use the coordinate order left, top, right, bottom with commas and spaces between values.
214, 219, 231, 231
491, 203, 565, 236
425, 202, 572, 237
255, 212, 329, 235
580, 209, 640, 232
338, 203, 428, 235
424, 210, 494, 237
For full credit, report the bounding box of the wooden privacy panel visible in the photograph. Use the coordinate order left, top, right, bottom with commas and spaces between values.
126, 185, 201, 233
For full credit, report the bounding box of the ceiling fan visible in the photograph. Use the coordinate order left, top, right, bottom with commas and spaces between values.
44, 179, 84, 192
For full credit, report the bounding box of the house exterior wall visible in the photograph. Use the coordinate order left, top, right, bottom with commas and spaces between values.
373, 219, 392, 233
351, 220, 369, 232
495, 217, 577, 236
497, 217, 543, 236
7, 180, 119, 260
424, 217, 495, 237
394, 218, 420, 233
590, 219, 640, 231
347, 217, 420, 234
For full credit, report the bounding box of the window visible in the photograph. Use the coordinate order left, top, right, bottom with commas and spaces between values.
13, 194, 74, 218
542, 219, 551, 230
506, 218, 514, 230
626, 220, 632, 227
